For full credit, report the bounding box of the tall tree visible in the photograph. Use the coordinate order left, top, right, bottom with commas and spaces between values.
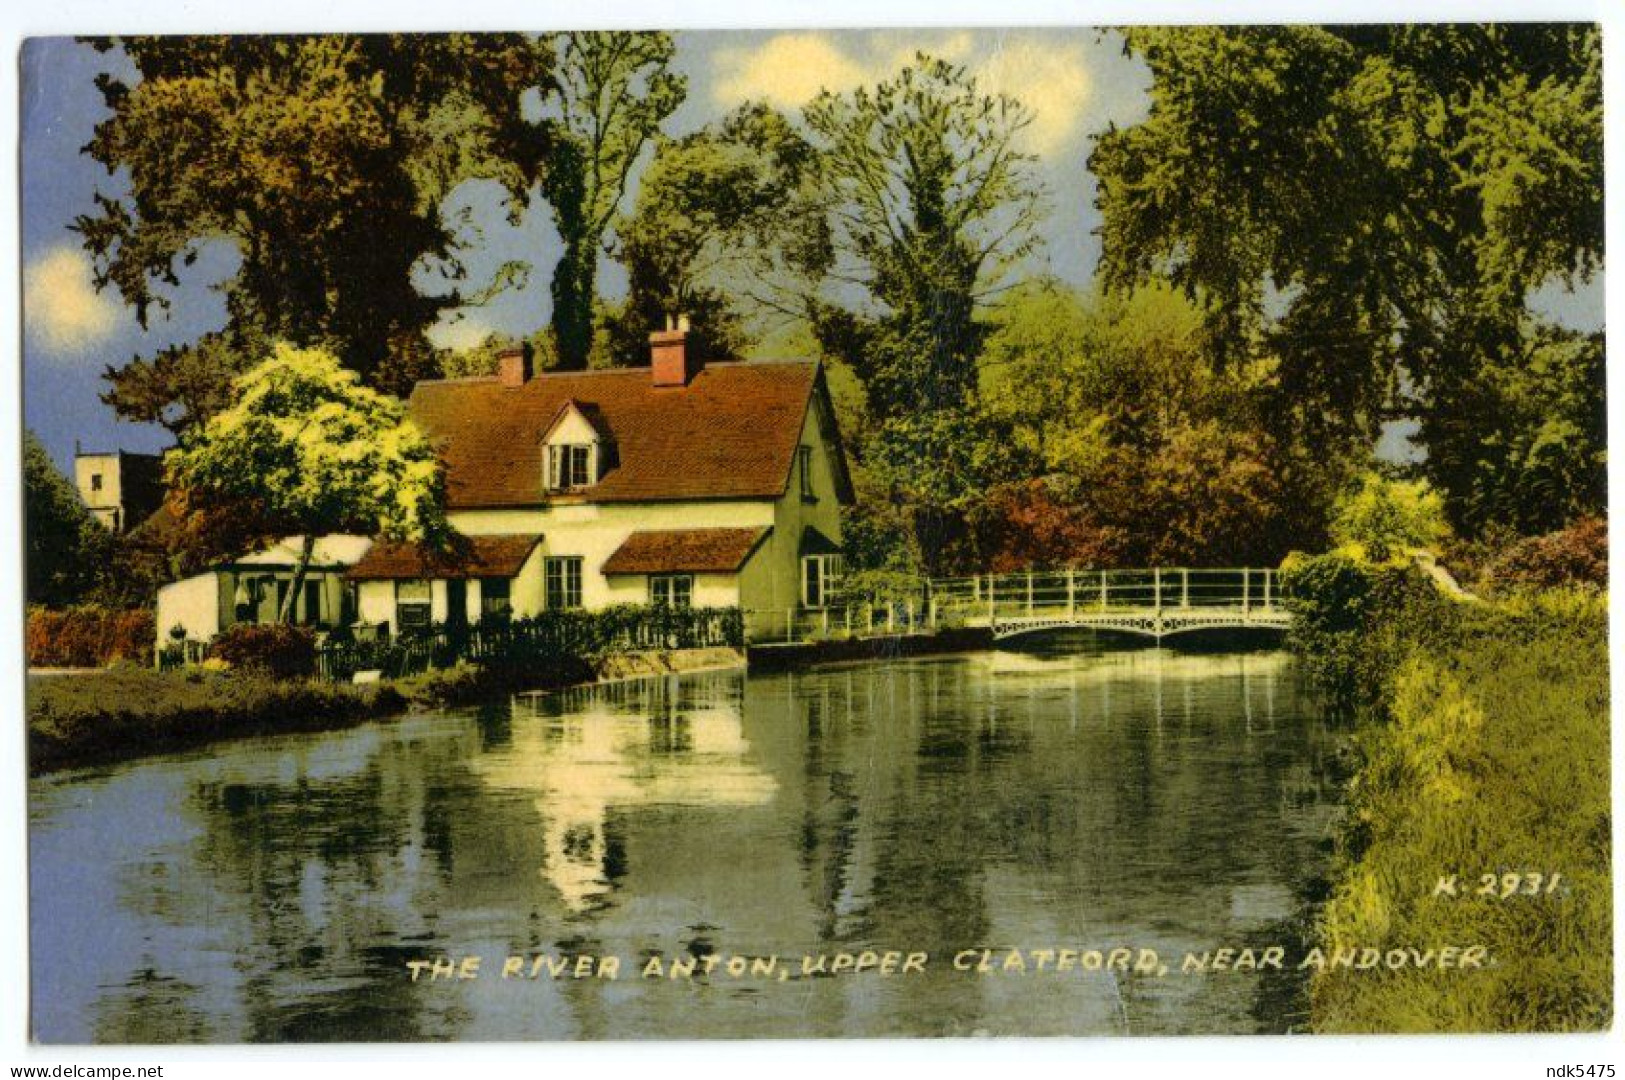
24, 430, 110, 607
541, 32, 685, 370
77, 34, 554, 406
1091, 25, 1603, 531
607, 102, 830, 365
804, 54, 1046, 417
167, 344, 448, 623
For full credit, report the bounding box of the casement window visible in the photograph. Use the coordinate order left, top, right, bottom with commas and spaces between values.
649, 574, 693, 609
480, 577, 513, 620
546, 444, 594, 491
545, 557, 584, 610
396, 579, 432, 631
801, 554, 844, 609
799, 445, 815, 500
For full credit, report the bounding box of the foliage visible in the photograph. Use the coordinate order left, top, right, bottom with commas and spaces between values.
1310, 590, 1610, 1032
1482, 516, 1607, 593
966, 480, 1123, 573
209, 623, 318, 679
1092, 25, 1603, 531
541, 32, 686, 370
977, 282, 1333, 567
167, 344, 448, 620
24, 430, 111, 607
608, 102, 829, 366
27, 667, 403, 775
26, 606, 155, 668
77, 34, 554, 406
1329, 473, 1449, 565
806, 53, 1046, 419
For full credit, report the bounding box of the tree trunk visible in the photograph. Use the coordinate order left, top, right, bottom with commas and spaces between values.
277, 534, 317, 624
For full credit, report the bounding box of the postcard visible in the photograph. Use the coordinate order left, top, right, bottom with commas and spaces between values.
18, 23, 1608, 1044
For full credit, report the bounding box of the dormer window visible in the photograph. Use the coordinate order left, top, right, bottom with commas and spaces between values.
542, 400, 609, 493
547, 444, 594, 491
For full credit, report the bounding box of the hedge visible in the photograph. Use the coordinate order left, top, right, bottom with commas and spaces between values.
27, 606, 155, 669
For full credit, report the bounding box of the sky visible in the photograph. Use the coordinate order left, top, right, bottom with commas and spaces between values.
19, 29, 1602, 473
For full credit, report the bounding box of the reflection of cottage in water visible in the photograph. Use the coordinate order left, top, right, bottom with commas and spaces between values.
473, 675, 777, 912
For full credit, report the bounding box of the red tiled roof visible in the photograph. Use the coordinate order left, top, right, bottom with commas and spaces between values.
346, 534, 542, 580
407, 360, 851, 508
601, 527, 771, 575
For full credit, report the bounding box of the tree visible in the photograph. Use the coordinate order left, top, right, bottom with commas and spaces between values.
1091, 25, 1602, 531
167, 344, 448, 623
1329, 473, 1449, 565
24, 430, 110, 607
77, 34, 555, 410
805, 54, 1046, 417
608, 102, 830, 365
541, 32, 685, 370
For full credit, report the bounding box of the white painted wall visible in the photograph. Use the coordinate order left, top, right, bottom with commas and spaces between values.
156, 572, 223, 643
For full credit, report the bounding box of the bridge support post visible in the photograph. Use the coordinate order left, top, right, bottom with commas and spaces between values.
1067, 569, 1075, 618
1154, 567, 1162, 615
1181, 569, 1189, 608
1100, 570, 1107, 611
1243, 570, 1251, 615
1026, 571, 1034, 617
1264, 570, 1272, 608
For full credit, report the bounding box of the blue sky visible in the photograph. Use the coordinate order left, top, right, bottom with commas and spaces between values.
20, 30, 1601, 472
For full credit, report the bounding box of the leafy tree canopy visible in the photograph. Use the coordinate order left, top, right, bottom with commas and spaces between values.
24, 430, 111, 608
167, 343, 449, 621
541, 32, 685, 370
78, 34, 555, 407
1091, 25, 1602, 530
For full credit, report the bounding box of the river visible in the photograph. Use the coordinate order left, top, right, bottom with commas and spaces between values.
29, 638, 1343, 1041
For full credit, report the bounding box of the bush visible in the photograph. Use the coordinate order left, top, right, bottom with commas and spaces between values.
1483, 516, 1607, 592
1328, 473, 1448, 565
209, 623, 317, 679
26, 606, 156, 668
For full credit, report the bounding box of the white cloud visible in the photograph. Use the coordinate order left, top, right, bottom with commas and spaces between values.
711, 30, 1094, 157
427, 315, 496, 353
24, 245, 121, 355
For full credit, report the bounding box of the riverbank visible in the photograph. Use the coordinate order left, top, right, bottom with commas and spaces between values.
27, 645, 748, 776
1291, 568, 1611, 1032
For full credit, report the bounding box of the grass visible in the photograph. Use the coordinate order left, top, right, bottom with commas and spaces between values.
1310, 589, 1611, 1032
27, 666, 406, 776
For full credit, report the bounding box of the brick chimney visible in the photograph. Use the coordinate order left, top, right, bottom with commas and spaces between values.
497, 345, 532, 388
650, 315, 701, 387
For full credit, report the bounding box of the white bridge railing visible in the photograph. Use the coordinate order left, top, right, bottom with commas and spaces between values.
745, 568, 1289, 645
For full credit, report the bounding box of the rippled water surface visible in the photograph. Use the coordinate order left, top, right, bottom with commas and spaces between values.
30, 640, 1343, 1041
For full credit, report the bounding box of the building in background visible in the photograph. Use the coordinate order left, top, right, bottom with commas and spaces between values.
73, 448, 165, 533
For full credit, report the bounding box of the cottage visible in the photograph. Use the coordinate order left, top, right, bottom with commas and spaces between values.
153, 325, 853, 645
155, 534, 373, 643
358, 324, 852, 635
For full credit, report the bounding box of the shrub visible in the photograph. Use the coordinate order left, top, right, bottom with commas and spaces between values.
26, 606, 156, 668
1329, 473, 1449, 565
209, 623, 317, 679
1483, 516, 1607, 592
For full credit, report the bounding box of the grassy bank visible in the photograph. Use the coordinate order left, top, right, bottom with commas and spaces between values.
1293, 571, 1611, 1032
28, 645, 747, 776
27, 667, 407, 776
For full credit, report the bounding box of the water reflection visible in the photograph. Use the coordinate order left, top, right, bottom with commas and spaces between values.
30, 643, 1342, 1042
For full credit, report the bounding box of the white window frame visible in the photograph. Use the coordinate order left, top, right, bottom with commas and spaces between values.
396, 579, 432, 631
801, 554, 844, 609
799, 444, 815, 500
649, 574, 694, 609
545, 556, 584, 610
546, 443, 595, 491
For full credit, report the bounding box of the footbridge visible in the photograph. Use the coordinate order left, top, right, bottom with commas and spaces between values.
932, 568, 1289, 640
745, 568, 1291, 644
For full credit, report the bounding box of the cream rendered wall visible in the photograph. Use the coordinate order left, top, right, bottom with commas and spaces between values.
603, 571, 740, 607
73, 454, 122, 527
156, 572, 223, 642
753, 398, 845, 614
450, 500, 776, 610
357, 581, 397, 626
